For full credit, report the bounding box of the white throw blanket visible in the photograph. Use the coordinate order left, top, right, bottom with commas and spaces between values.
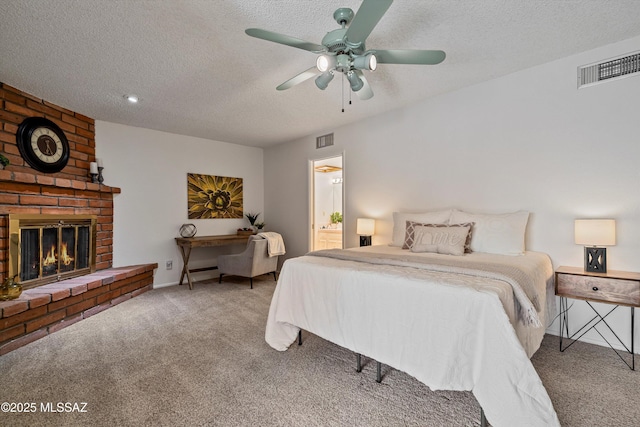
257, 232, 286, 257
308, 248, 542, 326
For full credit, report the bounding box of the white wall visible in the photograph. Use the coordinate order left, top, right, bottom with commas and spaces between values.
264, 36, 640, 349
95, 122, 264, 287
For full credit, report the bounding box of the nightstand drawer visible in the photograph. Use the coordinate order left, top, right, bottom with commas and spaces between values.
557, 273, 640, 306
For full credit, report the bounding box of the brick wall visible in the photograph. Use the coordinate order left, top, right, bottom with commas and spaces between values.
0, 83, 96, 181
0, 82, 119, 279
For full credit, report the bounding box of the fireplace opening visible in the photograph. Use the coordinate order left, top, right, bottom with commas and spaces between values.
9, 214, 97, 290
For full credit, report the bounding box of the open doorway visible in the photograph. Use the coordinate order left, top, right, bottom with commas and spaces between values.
312, 155, 343, 251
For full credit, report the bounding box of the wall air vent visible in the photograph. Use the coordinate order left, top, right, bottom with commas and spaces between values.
578, 51, 640, 88
316, 133, 334, 149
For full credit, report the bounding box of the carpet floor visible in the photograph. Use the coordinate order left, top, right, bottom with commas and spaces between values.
1, 276, 639, 426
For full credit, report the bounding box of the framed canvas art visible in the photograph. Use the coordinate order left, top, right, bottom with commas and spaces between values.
187, 173, 243, 219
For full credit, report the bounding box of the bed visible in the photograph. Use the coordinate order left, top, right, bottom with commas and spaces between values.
265, 210, 561, 426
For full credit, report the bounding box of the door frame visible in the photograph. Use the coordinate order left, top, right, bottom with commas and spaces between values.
309, 152, 345, 252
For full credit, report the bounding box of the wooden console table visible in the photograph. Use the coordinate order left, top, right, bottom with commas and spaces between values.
175, 234, 250, 289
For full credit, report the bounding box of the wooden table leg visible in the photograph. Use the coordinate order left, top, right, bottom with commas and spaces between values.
177, 244, 194, 290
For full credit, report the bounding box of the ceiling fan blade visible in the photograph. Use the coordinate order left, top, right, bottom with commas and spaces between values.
246, 28, 327, 53
355, 71, 373, 100
344, 0, 393, 46
374, 49, 446, 65
276, 67, 320, 91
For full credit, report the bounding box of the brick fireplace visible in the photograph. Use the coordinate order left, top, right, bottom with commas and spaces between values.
0, 83, 157, 355
9, 213, 97, 289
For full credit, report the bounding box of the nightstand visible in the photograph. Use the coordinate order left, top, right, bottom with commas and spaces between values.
555, 266, 640, 370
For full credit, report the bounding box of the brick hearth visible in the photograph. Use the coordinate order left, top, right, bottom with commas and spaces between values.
0, 264, 157, 355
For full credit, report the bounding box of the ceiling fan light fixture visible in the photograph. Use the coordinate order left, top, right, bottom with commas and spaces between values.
346, 71, 364, 91
353, 53, 377, 71
316, 55, 336, 72
315, 71, 335, 90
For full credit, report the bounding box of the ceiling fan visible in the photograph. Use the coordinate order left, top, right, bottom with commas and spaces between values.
245, 0, 445, 100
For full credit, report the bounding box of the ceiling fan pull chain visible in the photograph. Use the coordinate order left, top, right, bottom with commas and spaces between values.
341, 74, 345, 112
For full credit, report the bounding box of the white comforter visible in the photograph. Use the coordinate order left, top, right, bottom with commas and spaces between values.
265, 246, 560, 427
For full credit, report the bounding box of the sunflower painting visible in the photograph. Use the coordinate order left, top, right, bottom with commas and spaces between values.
187, 173, 243, 219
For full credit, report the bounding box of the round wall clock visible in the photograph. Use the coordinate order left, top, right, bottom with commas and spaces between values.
16, 117, 70, 173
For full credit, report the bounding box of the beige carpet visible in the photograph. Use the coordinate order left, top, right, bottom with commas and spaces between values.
1, 275, 639, 426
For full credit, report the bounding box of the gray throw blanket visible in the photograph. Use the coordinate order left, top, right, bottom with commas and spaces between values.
307, 249, 542, 327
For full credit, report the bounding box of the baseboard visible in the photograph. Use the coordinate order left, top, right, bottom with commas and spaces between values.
154, 271, 221, 289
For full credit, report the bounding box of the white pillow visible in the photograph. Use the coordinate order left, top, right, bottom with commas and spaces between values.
391, 210, 452, 247
410, 224, 471, 256
449, 210, 529, 255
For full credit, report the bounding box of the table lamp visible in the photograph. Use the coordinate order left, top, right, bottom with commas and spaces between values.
574, 219, 616, 273
357, 218, 375, 247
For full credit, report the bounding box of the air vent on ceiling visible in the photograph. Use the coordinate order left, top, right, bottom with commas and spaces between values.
316, 133, 334, 149
578, 50, 640, 88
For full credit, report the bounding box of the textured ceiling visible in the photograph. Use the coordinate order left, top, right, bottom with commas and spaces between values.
1, 1, 639, 148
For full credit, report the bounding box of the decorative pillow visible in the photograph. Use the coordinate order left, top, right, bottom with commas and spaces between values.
391, 210, 451, 247
450, 222, 474, 253
404, 221, 474, 251
410, 224, 471, 256
449, 210, 530, 255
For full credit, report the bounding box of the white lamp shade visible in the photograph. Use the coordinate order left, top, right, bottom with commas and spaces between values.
574, 219, 616, 246
356, 218, 375, 236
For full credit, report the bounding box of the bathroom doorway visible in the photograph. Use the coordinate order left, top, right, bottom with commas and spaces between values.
311, 155, 343, 251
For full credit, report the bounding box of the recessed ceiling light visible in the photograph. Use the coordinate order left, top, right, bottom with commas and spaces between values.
124, 94, 139, 103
